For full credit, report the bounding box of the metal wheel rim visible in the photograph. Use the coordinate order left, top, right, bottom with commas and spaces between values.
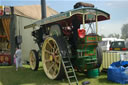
29, 51, 36, 70
42, 37, 61, 79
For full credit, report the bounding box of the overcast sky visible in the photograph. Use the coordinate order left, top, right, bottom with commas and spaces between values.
0, 0, 128, 37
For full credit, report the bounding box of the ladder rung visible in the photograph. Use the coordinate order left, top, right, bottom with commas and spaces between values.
63, 57, 68, 59
67, 70, 73, 73
71, 82, 77, 84
64, 61, 70, 63
69, 76, 75, 79
65, 66, 72, 68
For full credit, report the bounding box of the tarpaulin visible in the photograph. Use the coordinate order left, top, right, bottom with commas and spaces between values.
108, 61, 128, 84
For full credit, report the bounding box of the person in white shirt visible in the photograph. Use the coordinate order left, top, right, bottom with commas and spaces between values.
14, 47, 22, 71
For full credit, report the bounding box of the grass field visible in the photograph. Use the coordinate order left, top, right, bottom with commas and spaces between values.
0, 64, 126, 85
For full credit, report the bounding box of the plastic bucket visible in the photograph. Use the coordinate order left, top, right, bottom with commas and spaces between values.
87, 68, 99, 78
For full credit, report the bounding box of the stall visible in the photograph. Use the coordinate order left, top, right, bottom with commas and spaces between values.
0, 5, 58, 65
0, 6, 11, 65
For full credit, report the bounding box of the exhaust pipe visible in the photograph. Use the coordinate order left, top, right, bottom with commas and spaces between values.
10, 6, 14, 15
41, 0, 46, 19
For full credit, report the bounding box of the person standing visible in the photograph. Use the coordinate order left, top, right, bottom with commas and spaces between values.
14, 47, 22, 71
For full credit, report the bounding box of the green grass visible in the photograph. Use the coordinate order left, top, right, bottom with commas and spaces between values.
0, 64, 127, 85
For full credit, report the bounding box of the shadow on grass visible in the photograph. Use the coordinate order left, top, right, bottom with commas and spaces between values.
75, 72, 87, 81
0, 65, 67, 85
98, 73, 121, 85
98, 78, 121, 85
76, 72, 121, 85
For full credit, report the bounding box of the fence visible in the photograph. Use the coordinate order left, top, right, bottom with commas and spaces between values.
101, 51, 128, 70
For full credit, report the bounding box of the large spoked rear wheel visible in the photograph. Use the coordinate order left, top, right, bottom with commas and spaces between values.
42, 36, 65, 80
29, 50, 39, 71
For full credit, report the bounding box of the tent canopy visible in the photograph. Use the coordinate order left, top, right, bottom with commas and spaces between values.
13, 5, 58, 20
0, 5, 58, 41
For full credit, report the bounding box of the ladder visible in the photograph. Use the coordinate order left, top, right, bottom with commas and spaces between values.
62, 56, 79, 85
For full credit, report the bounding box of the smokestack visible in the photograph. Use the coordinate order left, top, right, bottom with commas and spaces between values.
10, 6, 14, 15
41, 0, 46, 19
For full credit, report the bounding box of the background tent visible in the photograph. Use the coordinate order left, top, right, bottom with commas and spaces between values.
0, 5, 58, 64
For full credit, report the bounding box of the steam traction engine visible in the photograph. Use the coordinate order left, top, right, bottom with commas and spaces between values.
25, 2, 110, 85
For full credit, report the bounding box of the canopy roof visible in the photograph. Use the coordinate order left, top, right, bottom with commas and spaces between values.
14, 5, 58, 20
25, 7, 110, 29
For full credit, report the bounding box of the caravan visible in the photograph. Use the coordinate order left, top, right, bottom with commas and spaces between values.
99, 38, 117, 51
110, 39, 126, 51
99, 38, 125, 51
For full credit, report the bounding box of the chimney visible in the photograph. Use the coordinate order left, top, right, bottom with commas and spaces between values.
41, 0, 46, 19
10, 6, 14, 15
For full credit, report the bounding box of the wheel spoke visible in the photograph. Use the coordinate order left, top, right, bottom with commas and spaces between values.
31, 58, 35, 62
55, 48, 59, 54
31, 56, 35, 62
32, 57, 35, 64
45, 59, 51, 63
48, 41, 53, 49
55, 54, 60, 58
52, 63, 59, 76
31, 57, 35, 69
53, 42, 57, 52
31, 53, 33, 59
48, 62, 55, 73
32, 61, 35, 66
55, 58, 60, 64
53, 53, 60, 63
30, 53, 33, 62
45, 49, 53, 55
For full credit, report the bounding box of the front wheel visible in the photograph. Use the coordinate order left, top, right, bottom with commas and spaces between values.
29, 50, 39, 71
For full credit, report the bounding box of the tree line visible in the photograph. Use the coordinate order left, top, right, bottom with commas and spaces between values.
101, 23, 128, 39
